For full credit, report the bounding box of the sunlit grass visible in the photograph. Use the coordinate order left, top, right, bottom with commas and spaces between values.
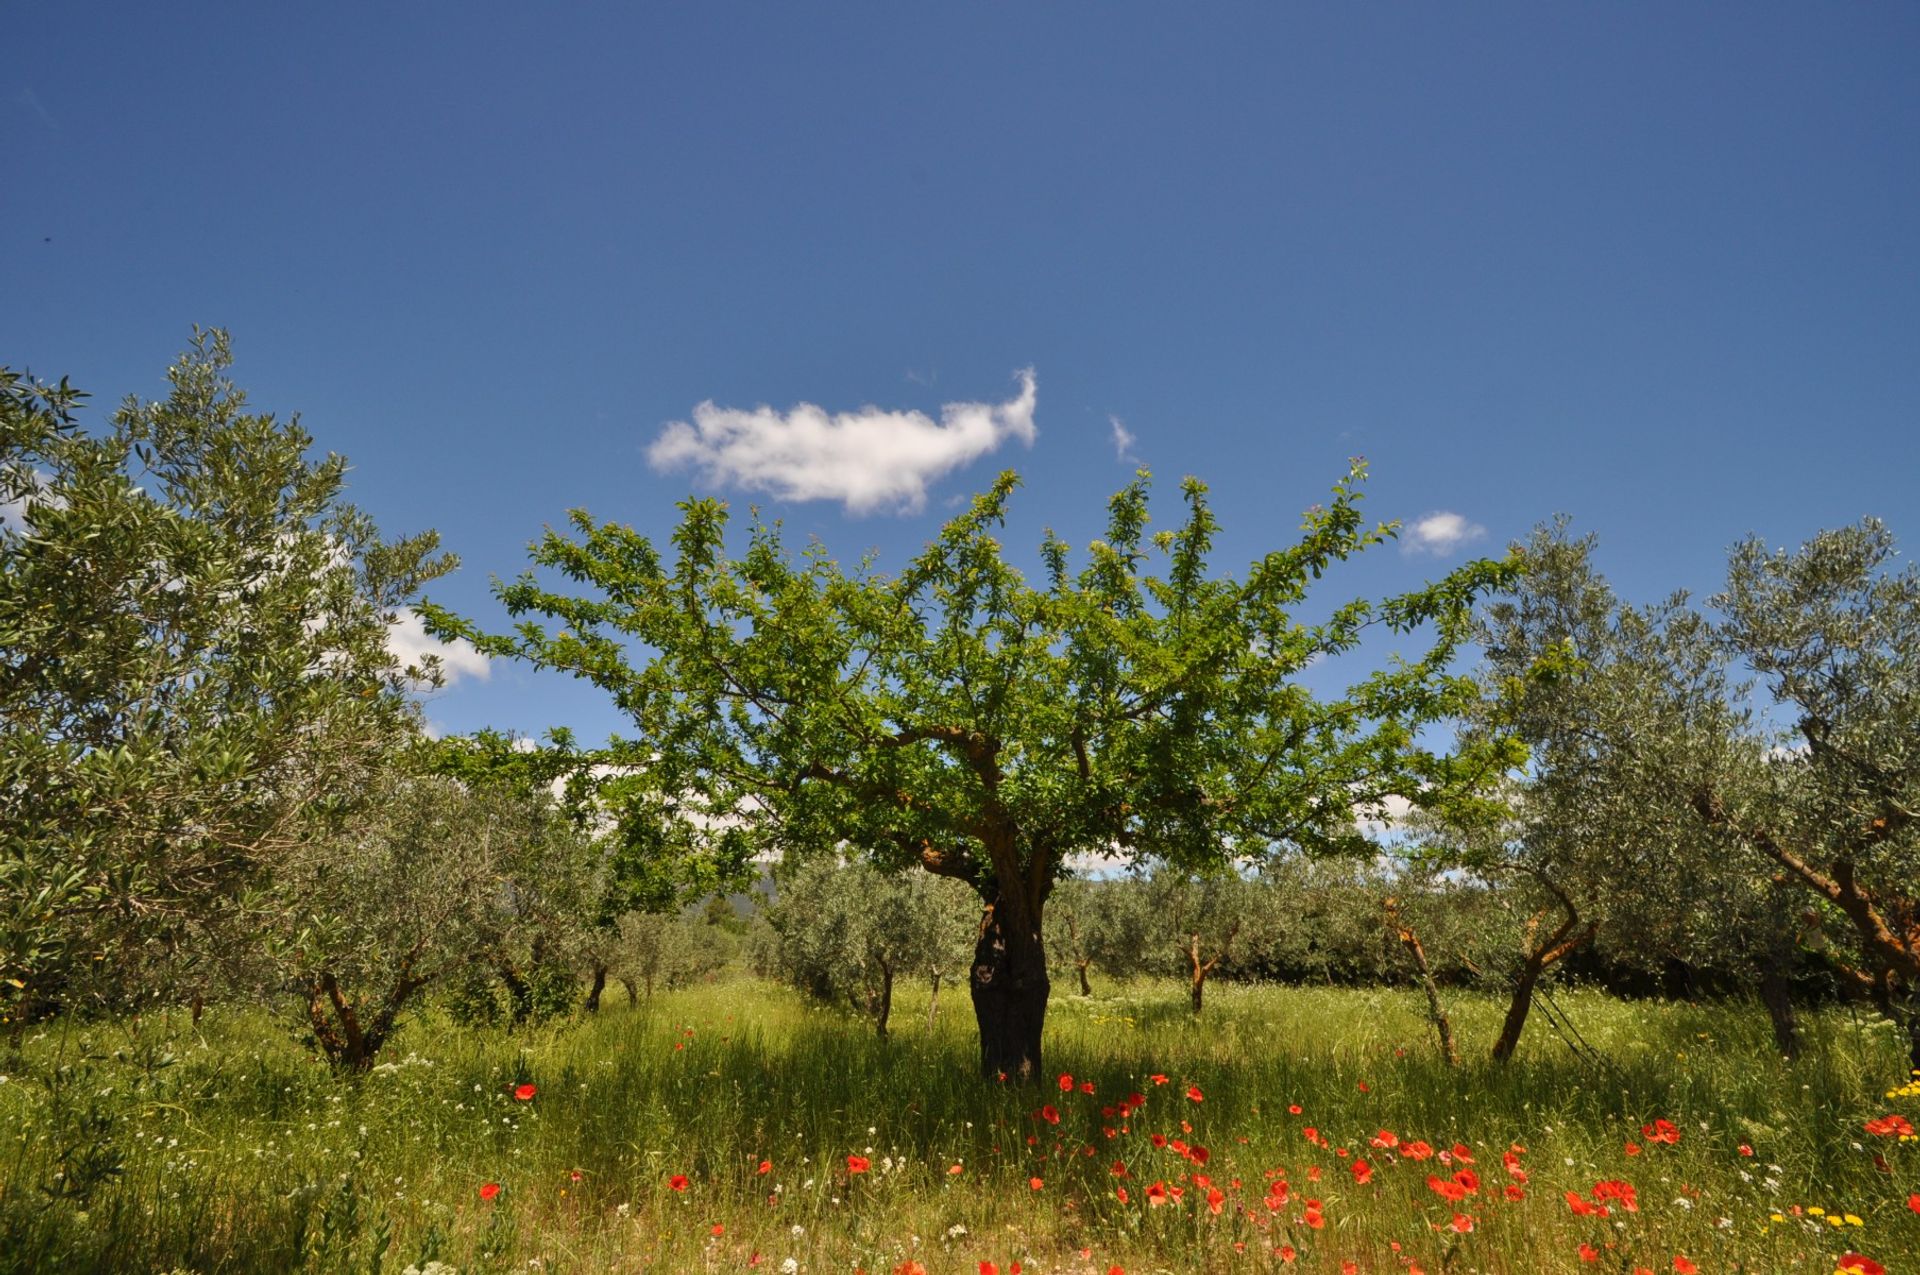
2, 978, 1915, 1273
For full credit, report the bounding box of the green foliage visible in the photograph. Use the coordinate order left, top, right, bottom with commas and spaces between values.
423, 460, 1520, 1056
757, 858, 974, 1031
1, 334, 454, 1028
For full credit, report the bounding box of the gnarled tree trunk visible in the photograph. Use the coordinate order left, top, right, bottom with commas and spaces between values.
1185, 920, 1240, 1017
1491, 883, 1596, 1064
1386, 900, 1459, 1068
584, 962, 609, 1013
1758, 942, 1799, 1059
970, 885, 1049, 1080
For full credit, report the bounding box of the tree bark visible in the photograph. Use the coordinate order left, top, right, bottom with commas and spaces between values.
1490, 900, 1595, 1064
584, 962, 608, 1014
1758, 947, 1800, 1059
928, 969, 941, 1031
1386, 902, 1458, 1068
1184, 922, 1239, 1018
1076, 959, 1093, 998
620, 976, 639, 1004
970, 887, 1049, 1081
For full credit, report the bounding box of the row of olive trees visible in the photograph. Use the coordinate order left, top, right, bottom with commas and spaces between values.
2, 336, 699, 1070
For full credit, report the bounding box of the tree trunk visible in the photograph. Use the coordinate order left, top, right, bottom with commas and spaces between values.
584, 963, 609, 1014
1490, 964, 1542, 1065
877, 959, 893, 1038
969, 887, 1049, 1081
1386, 903, 1458, 1068
1758, 947, 1799, 1059
1189, 935, 1208, 1016
1490, 888, 1596, 1064
928, 969, 941, 1031
620, 976, 639, 1004
1076, 959, 1093, 998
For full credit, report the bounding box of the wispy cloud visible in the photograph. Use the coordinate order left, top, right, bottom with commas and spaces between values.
14, 86, 57, 132
1109, 415, 1140, 464
386, 607, 490, 687
646, 371, 1038, 515
1402, 510, 1487, 556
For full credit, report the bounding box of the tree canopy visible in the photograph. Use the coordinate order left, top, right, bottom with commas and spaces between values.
426, 460, 1521, 1075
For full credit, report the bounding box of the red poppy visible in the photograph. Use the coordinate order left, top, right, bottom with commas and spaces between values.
1579, 1244, 1600, 1262
1737, 1144, 1753, 1156
1029, 1176, 1044, 1190
1504, 1184, 1526, 1201
669, 1174, 689, 1192
1909, 1192, 1920, 1213
1836, 1258, 1885, 1275
1350, 1159, 1373, 1185
1672, 1258, 1697, 1275
479, 1181, 501, 1201
1863, 1114, 1915, 1137
1145, 1181, 1169, 1206
1116, 1185, 1129, 1203
980, 1263, 998, 1275
1059, 1073, 1074, 1092
757, 1159, 772, 1174
1447, 1212, 1473, 1233
1080, 1081, 1095, 1094
1040, 1104, 1061, 1125
1640, 1119, 1681, 1145
847, 1155, 871, 1174
1592, 1180, 1638, 1213
1565, 1191, 1606, 1217
711, 1224, 725, 1236
1449, 1143, 1474, 1163
1186, 1084, 1204, 1103
1427, 1174, 1468, 1203
1150, 1074, 1169, 1085
1400, 1140, 1434, 1160
513, 1083, 537, 1101
1370, 1129, 1399, 1149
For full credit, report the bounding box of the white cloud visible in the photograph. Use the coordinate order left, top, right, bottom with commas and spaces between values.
386, 608, 490, 687
1353, 793, 1416, 837
1109, 415, 1140, 464
1403, 510, 1487, 556
646, 370, 1038, 515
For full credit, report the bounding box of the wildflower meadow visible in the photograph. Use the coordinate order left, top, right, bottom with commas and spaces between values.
4, 977, 1916, 1274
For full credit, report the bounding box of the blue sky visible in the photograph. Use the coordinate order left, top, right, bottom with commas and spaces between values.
6, 2, 1917, 744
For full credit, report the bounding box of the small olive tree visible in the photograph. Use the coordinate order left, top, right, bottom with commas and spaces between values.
759, 858, 975, 1036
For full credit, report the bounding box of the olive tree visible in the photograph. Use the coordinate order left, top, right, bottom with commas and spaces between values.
1, 335, 453, 1032
1446, 520, 1768, 1062
1690, 519, 1920, 1071
759, 857, 974, 1036
425, 462, 1517, 1077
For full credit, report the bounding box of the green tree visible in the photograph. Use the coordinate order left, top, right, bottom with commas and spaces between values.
1690, 519, 1920, 1071
1444, 519, 1749, 1063
1, 334, 453, 1032
268, 768, 568, 1070
759, 858, 974, 1036
425, 462, 1517, 1077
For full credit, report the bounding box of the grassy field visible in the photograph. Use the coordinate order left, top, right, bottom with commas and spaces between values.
2, 978, 1917, 1274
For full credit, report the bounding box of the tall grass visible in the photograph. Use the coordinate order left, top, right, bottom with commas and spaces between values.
2, 978, 1914, 1273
